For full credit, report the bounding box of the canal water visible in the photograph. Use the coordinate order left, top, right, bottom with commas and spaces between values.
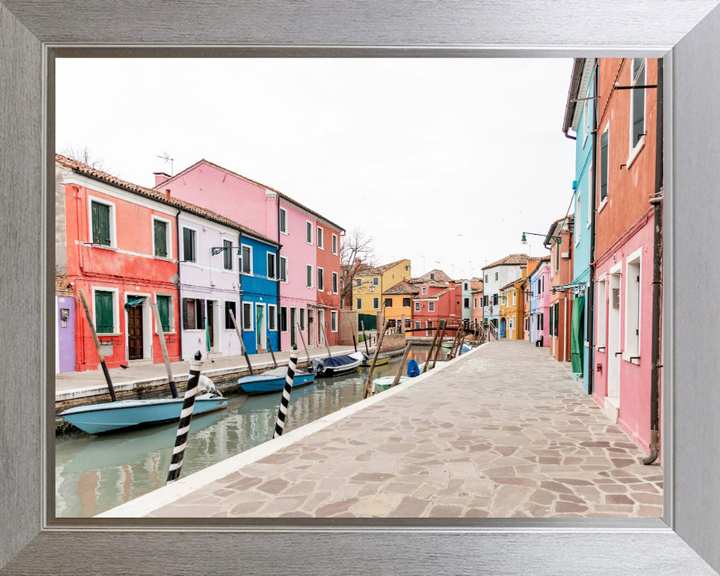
55, 347, 439, 517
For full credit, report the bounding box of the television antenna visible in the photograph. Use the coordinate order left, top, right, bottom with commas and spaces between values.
157, 151, 174, 175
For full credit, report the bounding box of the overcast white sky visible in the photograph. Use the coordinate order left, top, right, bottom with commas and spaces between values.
57, 58, 576, 279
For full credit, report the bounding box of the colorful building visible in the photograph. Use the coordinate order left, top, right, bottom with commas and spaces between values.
527, 256, 551, 346
482, 254, 531, 332
315, 219, 343, 347
353, 258, 411, 326
382, 281, 418, 329
460, 279, 473, 320
499, 274, 525, 340
153, 159, 344, 352
545, 216, 574, 363
57, 155, 183, 371
412, 280, 461, 336
470, 279, 484, 328
591, 58, 659, 453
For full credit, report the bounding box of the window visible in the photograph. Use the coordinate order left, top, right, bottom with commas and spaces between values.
474, 297, 478, 308
300, 308, 305, 331
317, 267, 324, 291
554, 302, 559, 336
513, 291, 516, 305
279, 208, 287, 234
464, 298, 470, 308
600, 126, 609, 201
241, 245, 252, 274
414, 321, 421, 330
356, 298, 362, 310
306, 264, 313, 288
243, 302, 253, 331
464, 283, 469, 291
332, 234, 338, 255
422, 287, 427, 295
94, 290, 114, 333
485, 274, 488, 283
268, 304, 277, 330
224, 301, 237, 330
280, 306, 288, 332
223, 240, 233, 270
501, 294, 506, 305
157, 295, 171, 332
483, 295, 488, 307
182, 227, 196, 262
403, 297, 411, 307
495, 272, 498, 281
373, 277, 379, 286
405, 265, 409, 272
317, 227, 324, 249
280, 256, 288, 282
493, 294, 498, 306
384, 298, 392, 307
306, 221, 313, 244
331, 311, 338, 332
153, 218, 168, 257
332, 272, 338, 294
549, 306, 554, 336
267, 252, 277, 279
430, 273, 435, 280
356, 279, 361, 287
415, 302, 421, 312
428, 302, 435, 312
373, 297, 379, 310
183, 298, 205, 330
626, 254, 642, 357
597, 279, 607, 345
90, 200, 112, 246
631, 58, 646, 149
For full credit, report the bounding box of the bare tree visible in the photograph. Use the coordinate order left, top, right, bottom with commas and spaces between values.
61, 145, 114, 174
340, 227, 378, 303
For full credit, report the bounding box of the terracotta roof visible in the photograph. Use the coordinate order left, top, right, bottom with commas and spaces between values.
417, 269, 452, 283
383, 281, 419, 296
356, 258, 409, 277
471, 280, 484, 291
483, 253, 531, 270
56, 154, 279, 246
500, 277, 524, 291
154, 158, 344, 232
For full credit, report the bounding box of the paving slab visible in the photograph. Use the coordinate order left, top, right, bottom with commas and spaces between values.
110, 340, 663, 518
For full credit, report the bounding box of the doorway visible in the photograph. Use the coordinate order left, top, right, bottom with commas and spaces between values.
207, 301, 215, 351
607, 271, 622, 409
318, 309, 325, 346
499, 318, 506, 338
256, 303, 266, 350
307, 308, 314, 346
128, 305, 143, 360
290, 307, 297, 348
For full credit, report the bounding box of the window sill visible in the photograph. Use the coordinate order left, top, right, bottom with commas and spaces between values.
241, 272, 254, 277
97, 333, 122, 337
155, 331, 177, 336
623, 352, 641, 365
626, 136, 646, 170
597, 198, 608, 214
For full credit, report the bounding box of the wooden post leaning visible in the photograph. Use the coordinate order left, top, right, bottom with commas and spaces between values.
390, 342, 413, 388
78, 289, 117, 402
431, 320, 447, 370
361, 320, 370, 357
228, 309, 254, 376
320, 322, 332, 357
362, 320, 389, 399
296, 320, 311, 364
151, 301, 178, 398
266, 335, 278, 368
448, 325, 463, 359
423, 321, 442, 374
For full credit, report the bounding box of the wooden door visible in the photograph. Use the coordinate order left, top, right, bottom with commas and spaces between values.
128, 306, 143, 360
207, 302, 215, 350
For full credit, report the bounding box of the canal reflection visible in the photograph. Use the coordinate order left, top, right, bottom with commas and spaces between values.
56, 351, 434, 517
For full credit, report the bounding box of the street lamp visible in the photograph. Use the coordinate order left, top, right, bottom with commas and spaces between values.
521, 231, 562, 247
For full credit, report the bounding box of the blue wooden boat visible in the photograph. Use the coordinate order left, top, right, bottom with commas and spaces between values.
237, 366, 315, 395
58, 393, 228, 435
311, 351, 365, 377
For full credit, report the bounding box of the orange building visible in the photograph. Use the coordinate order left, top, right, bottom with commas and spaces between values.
545, 215, 574, 363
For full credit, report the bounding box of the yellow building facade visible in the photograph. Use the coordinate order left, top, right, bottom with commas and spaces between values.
499, 274, 526, 340
381, 281, 418, 328
353, 259, 411, 318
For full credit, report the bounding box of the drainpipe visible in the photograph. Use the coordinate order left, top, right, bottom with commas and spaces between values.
175, 210, 184, 361
644, 58, 663, 466
276, 194, 281, 351
587, 59, 598, 396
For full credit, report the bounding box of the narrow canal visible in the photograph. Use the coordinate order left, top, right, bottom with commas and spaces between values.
55, 347, 439, 517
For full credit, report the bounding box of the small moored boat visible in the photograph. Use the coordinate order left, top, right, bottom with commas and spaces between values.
238, 366, 315, 395
311, 351, 366, 377
371, 375, 409, 394
360, 355, 389, 367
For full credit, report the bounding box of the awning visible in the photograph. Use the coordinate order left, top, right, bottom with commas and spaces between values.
124, 296, 145, 311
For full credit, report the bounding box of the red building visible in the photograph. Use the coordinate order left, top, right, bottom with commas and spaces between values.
58, 155, 182, 371
545, 215, 574, 363
411, 280, 462, 336
315, 219, 342, 346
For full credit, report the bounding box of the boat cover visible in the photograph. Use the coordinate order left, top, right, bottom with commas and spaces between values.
322, 354, 360, 368
407, 359, 420, 377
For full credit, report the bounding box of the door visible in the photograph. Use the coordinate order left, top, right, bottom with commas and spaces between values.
607, 272, 622, 403
207, 302, 215, 351
256, 304, 266, 350
318, 310, 325, 346
128, 305, 144, 360
499, 318, 506, 338
290, 308, 297, 348
308, 308, 314, 346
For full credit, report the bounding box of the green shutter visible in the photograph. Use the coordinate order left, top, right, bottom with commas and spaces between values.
183, 228, 194, 261
154, 220, 167, 257
224, 240, 232, 270
157, 295, 171, 332
91, 201, 111, 246
95, 291, 113, 333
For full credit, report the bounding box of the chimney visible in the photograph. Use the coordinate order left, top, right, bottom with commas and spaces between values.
154, 172, 171, 187
449, 281, 456, 289
165, 189, 171, 200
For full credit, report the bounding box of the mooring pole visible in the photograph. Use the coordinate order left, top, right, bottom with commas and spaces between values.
431, 320, 447, 370
390, 342, 413, 388
363, 320, 389, 399
166, 351, 203, 484
352, 333, 358, 353
273, 347, 299, 438
320, 321, 332, 357
152, 302, 178, 398
360, 321, 370, 357
296, 320, 311, 364
229, 309, 253, 376
78, 289, 117, 402
423, 322, 442, 374
448, 326, 463, 359
266, 335, 278, 368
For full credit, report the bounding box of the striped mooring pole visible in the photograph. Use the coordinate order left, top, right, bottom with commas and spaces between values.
272, 347, 299, 438
166, 350, 204, 484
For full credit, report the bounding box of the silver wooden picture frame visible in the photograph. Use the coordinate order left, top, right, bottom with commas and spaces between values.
2, 1, 720, 574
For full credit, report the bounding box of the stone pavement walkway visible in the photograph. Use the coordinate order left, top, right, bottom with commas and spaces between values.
145, 340, 663, 518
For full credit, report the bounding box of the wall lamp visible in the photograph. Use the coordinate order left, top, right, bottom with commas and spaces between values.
521, 232, 562, 247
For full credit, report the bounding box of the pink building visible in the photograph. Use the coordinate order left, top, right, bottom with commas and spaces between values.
528, 257, 551, 346
154, 160, 342, 351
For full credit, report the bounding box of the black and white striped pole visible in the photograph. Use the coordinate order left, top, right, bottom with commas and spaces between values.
272, 346, 299, 438
166, 350, 203, 484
